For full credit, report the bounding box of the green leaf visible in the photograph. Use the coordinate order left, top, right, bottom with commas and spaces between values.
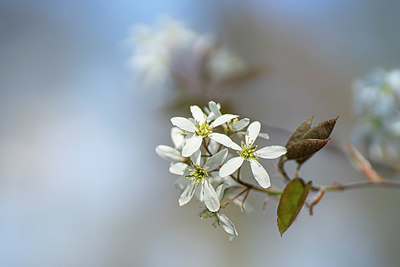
286, 116, 314, 147
301, 117, 338, 140
286, 138, 330, 160
277, 178, 312, 236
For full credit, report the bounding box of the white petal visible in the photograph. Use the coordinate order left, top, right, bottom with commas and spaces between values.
245, 121, 261, 145
211, 114, 239, 128
190, 150, 201, 166
258, 132, 270, 140
155, 145, 183, 162
256, 146, 287, 159
216, 183, 229, 201
202, 180, 220, 212
216, 213, 238, 236
208, 101, 222, 117
209, 133, 240, 150
250, 160, 271, 188
182, 135, 202, 157
209, 172, 224, 183
185, 131, 194, 139
204, 149, 228, 171
207, 112, 216, 122
231, 118, 250, 131
188, 118, 196, 125
190, 105, 206, 124
171, 127, 185, 149
179, 182, 197, 206
171, 117, 196, 132
208, 139, 219, 154
219, 157, 244, 177
174, 176, 188, 191
169, 162, 189, 175
198, 181, 204, 202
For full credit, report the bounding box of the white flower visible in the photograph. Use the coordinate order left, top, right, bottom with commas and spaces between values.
353, 69, 400, 119
204, 101, 222, 121
127, 17, 200, 88
170, 127, 185, 149
219, 121, 287, 188
155, 145, 183, 162
207, 47, 247, 81
216, 213, 238, 242
205, 101, 248, 131
214, 183, 238, 240
386, 70, 400, 92
199, 183, 238, 241
352, 69, 400, 163
205, 101, 270, 140
155, 127, 185, 162
171, 103, 238, 157
169, 149, 228, 212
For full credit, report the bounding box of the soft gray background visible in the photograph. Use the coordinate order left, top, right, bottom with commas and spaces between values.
1, 0, 400, 266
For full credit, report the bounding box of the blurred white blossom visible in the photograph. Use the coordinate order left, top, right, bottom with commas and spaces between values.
127, 17, 200, 87
352, 69, 400, 164
207, 48, 247, 82
126, 17, 248, 89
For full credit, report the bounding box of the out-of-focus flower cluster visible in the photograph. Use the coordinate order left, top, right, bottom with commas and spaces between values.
156, 101, 286, 240
353, 69, 400, 165
126, 17, 249, 94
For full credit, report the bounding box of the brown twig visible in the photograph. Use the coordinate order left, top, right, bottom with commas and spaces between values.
220, 188, 249, 208
278, 157, 291, 182
237, 167, 242, 182
309, 188, 326, 215
324, 180, 400, 191
203, 139, 213, 156
241, 189, 250, 211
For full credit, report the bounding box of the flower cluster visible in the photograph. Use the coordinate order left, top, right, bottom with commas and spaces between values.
156, 101, 287, 239
352, 69, 400, 164
126, 17, 247, 89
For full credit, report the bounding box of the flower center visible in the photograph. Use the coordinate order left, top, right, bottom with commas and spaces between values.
188, 165, 209, 183
238, 141, 258, 161
196, 122, 212, 137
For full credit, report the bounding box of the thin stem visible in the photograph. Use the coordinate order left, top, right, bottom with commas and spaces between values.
228, 174, 282, 195
309, 188, 326, 215
323, 180, 400, 191
241, 189, 250, 211
295, 164, 301, 178
203, 136, 400, 208
203, 139, 212, 156
262, 195, 270, 212
278, 157, 291, 182
220, 188, 249, 208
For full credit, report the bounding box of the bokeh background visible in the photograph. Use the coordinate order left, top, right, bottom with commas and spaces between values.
1, 0, 400, 266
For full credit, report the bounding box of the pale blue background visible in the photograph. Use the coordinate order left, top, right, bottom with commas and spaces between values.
1, 0, 400, 266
